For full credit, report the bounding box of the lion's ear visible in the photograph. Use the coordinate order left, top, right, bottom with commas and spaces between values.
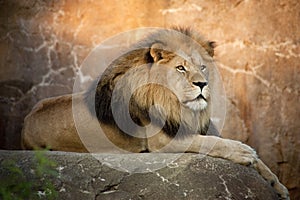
150, 43, 165, 62
204, 41, 216, 57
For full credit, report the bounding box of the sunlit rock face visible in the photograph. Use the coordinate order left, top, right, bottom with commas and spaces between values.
0, 0, 299, 198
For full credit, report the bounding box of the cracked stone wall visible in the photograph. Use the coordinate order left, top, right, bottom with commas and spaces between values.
0, 0, 299, 198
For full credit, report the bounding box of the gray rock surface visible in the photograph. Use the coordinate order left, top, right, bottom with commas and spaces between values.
0, 150, 278, 200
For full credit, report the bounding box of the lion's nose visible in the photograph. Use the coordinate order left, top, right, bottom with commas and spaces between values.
193, 81, 207, 90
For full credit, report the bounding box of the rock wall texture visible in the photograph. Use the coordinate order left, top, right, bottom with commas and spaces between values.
0, 151, 279, 200
0, 0, 299, 198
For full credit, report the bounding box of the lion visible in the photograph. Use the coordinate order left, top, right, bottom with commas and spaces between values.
21, 27, 289, 199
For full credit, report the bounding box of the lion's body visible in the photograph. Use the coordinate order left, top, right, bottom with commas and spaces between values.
21, 27, 289, 199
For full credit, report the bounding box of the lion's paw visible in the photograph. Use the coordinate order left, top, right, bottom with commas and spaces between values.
274, 182, 290, 200
254, 159, 290, 200
222, 140, 258, 166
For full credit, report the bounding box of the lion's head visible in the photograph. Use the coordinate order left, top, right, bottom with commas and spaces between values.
88, 27, 216, 139
148, 42, 211, 111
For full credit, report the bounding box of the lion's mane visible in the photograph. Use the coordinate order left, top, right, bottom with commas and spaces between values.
86, 27, 216, 138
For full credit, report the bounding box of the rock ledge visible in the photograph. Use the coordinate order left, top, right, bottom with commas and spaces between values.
0, 150, 278, 200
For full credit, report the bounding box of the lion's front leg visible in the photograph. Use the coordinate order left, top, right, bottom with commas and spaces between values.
148, 134, 289, 199
254, 159, 290, 200
191, 135, 258, 166
148, 134, 258, 165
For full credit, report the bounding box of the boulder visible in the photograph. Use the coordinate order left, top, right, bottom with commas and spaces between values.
0, 150, 279, 200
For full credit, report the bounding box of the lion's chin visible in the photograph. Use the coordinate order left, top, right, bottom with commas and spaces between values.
184, 99, 208, 111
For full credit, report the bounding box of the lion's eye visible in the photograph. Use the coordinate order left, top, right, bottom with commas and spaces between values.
200, 65, 206, 71
176, 65, 186, 72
